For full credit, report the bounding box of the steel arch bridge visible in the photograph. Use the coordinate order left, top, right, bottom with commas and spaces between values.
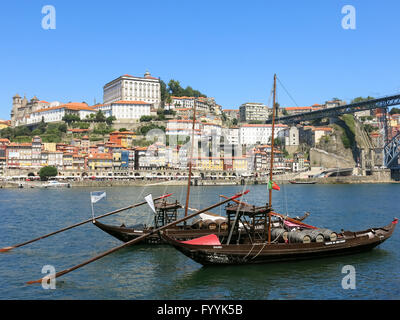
265, 94, 400, 169
384, 132, 400, 169
266, 94, 400, 125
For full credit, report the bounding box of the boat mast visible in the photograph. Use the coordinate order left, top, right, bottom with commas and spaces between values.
268, 74, 277, 244
184, 98, 197, 218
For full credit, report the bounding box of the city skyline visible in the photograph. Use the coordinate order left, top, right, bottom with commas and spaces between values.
1, 0, 400, 120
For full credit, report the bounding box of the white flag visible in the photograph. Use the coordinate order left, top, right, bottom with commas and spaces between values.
144, 194, 156, 213
91, 191, 106, 204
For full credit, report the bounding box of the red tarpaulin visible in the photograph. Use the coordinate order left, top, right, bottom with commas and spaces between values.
180, 234, 221, 246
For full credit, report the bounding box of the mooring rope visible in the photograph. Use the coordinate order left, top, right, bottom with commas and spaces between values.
250, 242, 268, 260
242, 243, 256, 261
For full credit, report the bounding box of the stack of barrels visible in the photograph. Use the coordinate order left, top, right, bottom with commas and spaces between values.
272, 227, 337, 243
271, 228, 288, 242
193, 219, 228, 231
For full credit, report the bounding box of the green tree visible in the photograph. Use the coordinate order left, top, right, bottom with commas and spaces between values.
37, 117, 47, 133
140, 115, 153, 122
0, 127, 14, 139
139, 124, 165, 135
160, 79, 170, 103
390, 107, 400, 115
62, 114, 80, 124
31, 129, 42, 136
15, 126, 31, 137
95, 111, 106, 122
58, 123, 67, 133
168, 80, 185, 96
106, 116, 116, 125
351, 96, 374, 103
39, 166, 58, 181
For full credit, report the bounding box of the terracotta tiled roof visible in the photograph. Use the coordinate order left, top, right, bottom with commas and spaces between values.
284, 107, 313, 110
88, 153, 112, 160
8, 143, 32, 147
33, 103, 95, 114
312, 127, 333, 132
241, 124, 287, 128
68, 128, 89, 133
168, 119, 201, 124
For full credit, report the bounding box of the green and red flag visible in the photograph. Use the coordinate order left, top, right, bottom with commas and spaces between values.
268, 180, 280, 191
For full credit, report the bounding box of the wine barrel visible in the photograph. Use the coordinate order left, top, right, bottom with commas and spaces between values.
318, 228, 337, 241
271, 228, 288, 242
202, 219, 217, 230
215, 219, 229, 231
191, 219, 203, 229
287, 230, 311, 244
303, 229, 324, 242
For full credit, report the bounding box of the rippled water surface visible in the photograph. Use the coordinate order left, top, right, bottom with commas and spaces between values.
0, 184, 399, 299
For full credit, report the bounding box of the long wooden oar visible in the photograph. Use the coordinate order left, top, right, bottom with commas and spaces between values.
219, 194, 317, 229
0, 193, 173, 253
27, 190, 249, 284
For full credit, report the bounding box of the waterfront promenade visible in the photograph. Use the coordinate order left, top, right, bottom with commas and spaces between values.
0, 169, 395, 188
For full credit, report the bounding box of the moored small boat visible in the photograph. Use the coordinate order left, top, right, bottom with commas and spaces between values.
42, 181, 71, 188
289, 180, 317, 184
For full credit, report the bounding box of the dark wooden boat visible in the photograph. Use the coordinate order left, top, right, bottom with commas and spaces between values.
93, 198, 235, 244
161, 74, 398, 266
161, 219, 398, 265
93, 220, 230, 244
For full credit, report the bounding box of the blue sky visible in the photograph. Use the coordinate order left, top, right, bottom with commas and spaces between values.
0, 0, 399, 119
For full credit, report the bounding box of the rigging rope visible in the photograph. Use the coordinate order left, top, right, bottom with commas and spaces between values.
276, 76, 299, 107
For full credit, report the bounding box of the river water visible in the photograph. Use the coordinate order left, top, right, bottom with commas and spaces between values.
0, 184, 399, 300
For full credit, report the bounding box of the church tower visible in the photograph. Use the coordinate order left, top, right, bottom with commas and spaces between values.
11, 94, 22, 127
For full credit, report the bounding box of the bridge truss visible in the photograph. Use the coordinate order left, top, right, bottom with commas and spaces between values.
384, 132, 400, 169
266, 94, 400, 125
264, 94, 400, 170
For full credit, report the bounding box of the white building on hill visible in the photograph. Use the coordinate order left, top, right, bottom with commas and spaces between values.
27, 103, 96, 124
103, 71, 161, 107
239, 124, 287, 145
93, 100, 152, 120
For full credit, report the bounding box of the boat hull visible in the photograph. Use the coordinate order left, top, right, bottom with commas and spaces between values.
93, 220, 230, 245
162, 220, 397, 265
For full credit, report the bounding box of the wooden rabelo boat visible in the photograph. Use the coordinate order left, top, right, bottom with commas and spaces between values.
162, 215, 398, 265
161, 74, 398, 265
93, 199, 232, 244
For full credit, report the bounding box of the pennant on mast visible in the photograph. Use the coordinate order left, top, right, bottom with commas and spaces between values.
144, 194, 156, 213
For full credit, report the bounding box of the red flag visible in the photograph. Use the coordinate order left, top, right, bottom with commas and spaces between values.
268, 180, 280, 191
